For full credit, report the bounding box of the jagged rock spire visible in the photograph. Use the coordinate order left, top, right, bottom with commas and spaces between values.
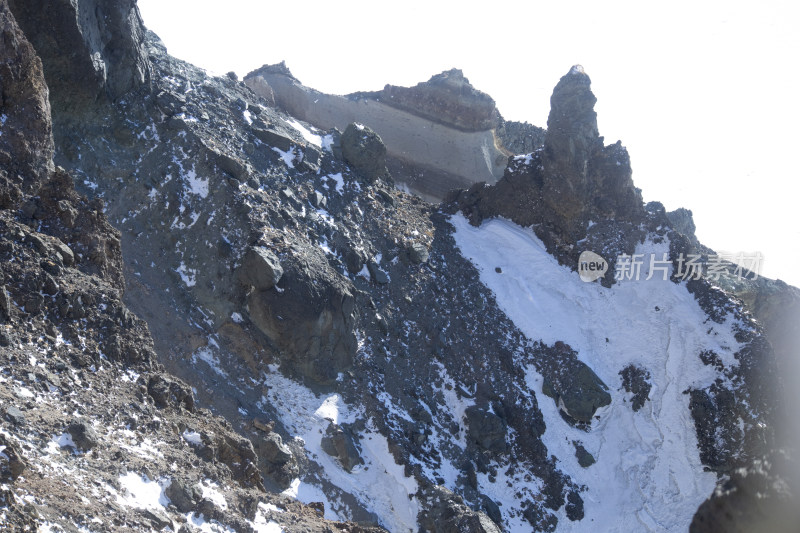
541, 65, 643, 239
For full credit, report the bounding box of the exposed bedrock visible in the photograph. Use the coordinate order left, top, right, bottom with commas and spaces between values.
242, 241, 358, 386
7, 0, 151, 111
446, 65, 646, 282
245, 64, 514, 201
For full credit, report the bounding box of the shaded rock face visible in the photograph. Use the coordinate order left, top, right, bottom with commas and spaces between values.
542, 65, 601, 225
321, 423, 363, 472
419, 486, 502, 533
541, 65, 643, 239
542, 360, 611, 423
446, 66, 646, 278
365, 68, 500, 132
238, 246, 284, 290
691, 451, 800, 533
0, 1, 54, 203
246, 244, 358, 385
7, 0, 150, 110
340, 123, 392, 185
465, 406, 507, 454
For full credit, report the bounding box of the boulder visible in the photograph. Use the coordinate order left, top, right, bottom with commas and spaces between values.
246, 243, 358, 385
542, 361, 611, 422
66, 422, 99, 451
465, 406, 507, 454
320, 423, 363, 472
408, 242, 429, 264
147, 374, 195, 411
238, 246, 283, 290
0, 434, 26, 482
261, 432, 293, 465
165, 479, 202, 513
366, 260, 389, 284
573, 442, 596, 467
340, 123, 391, 184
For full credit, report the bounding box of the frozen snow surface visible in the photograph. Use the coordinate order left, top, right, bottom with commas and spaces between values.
262, 370, 420, 532
284, 118, 323, 148
451, 214, 737, 532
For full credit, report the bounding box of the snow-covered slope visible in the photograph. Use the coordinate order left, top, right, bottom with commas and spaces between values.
452, 214, 744, 532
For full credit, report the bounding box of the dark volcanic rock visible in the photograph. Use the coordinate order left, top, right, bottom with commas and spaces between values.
0, 0, 54, 202
165, 479, 202, 513
238, 246, 284, 290
320, 423, 363, 472
573, 442, 596, 468
0, 434, 26, 482
541, 65, 644, 239
245, 238, 358, 384
67, 421, 99, 451
446, 65, 645, 279
7, 0, 150, 109
465, 406, 507, 454
542, 359, 611, 423
419, 486, 501, 533
361, 68, 500, 132
340, 123, 391, 185
619, 364, 652, 412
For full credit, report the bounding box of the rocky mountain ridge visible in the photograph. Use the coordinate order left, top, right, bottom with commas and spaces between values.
1, 1, 798, 532
244, 65, 544, 202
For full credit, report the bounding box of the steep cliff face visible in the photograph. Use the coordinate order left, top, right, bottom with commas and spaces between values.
355, 68, 501, 132
7, 0, 150, 110
244, 65, 516, 201
0, 4, 53, 202
446, 66, 645, 284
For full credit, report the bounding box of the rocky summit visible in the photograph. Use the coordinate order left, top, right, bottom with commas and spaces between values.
1, 1, 798, 532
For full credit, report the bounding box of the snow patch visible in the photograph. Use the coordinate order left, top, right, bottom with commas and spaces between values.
451, 214, 730, 532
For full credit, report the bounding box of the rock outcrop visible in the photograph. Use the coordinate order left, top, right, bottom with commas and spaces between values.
446, 65, 645, 278
340, 122, 392, 185
244, 65, 512, 201
0, 1, 53, 201
7, 0, 150, 110
355, 68, 500, 132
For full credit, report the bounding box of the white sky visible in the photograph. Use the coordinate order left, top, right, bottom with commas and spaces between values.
139, 0, 800, 287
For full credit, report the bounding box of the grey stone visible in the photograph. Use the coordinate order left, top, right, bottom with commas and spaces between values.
4, 406, 26, 426
237, 247, 283, 290
367, 260, 389, 284
67, 422, 99, 451
165, 479, 201, 513
0, 435, 27, 482
320, 423, 363, 472
542, 361, 611, 422
310, 191, 327, 209
465, 406, 507, 454
340, 123, 391, 184
409, 242, 429, 264
53, 241, 74, 266
140, 508, 172, 529
573, 442, 596, 467
261, 432, 292, 465
0, 285, 12, 322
